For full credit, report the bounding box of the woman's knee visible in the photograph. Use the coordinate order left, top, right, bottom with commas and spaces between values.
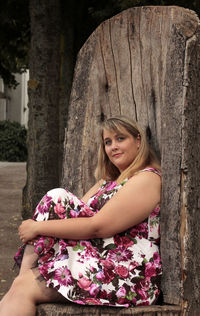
9, 274, 30, 298
47, 188, 67, 201
13, 268, 64, 304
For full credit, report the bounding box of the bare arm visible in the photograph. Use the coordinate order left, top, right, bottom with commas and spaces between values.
18, 172, 161, 242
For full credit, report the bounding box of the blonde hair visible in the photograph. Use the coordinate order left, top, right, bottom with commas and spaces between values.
95, 116, 160, 183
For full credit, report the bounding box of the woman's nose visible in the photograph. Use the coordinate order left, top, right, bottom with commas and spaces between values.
111, 141, 118, 151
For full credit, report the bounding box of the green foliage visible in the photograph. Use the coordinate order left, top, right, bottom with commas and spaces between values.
0, 120, 27, 162
0, 0, 30, 88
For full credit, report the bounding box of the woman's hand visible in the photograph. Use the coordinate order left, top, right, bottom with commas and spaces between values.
18, 219, 38, 243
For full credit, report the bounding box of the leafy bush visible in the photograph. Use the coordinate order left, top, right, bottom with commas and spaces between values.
0, 120, 27, 162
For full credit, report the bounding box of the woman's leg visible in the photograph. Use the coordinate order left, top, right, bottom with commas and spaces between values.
19, 244, 39, 275
0, 268, 66, 316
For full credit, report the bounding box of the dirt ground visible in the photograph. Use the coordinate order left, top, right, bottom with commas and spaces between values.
0, 162, 26, 299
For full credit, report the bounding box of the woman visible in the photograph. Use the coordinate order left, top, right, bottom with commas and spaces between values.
0, 116, 162, 315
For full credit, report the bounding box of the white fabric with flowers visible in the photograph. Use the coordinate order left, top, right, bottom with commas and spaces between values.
14, 168, 162, 307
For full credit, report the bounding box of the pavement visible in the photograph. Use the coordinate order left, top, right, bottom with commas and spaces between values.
0, 162, 26, 299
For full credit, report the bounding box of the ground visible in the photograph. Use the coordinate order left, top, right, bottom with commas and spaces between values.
0, 162, 26, 299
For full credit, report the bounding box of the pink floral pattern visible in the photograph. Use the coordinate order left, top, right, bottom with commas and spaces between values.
14, 168, 162, 307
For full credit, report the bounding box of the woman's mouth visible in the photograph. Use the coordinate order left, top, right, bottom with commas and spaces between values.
112, 153, 122, 157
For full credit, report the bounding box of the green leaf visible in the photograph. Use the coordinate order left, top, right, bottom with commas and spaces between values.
105, 243, 117, 250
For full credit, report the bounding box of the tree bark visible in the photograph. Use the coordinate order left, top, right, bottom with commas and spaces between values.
23, 0, 89, 218
62, 6, 200, 315
23, 0, 61, 219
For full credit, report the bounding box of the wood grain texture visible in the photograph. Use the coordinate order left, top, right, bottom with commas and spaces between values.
36, 303, 181, 316
61, 5, 200, 314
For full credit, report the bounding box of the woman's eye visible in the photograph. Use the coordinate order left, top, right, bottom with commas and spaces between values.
105, 140, 111, 145
117, 136, 125, 142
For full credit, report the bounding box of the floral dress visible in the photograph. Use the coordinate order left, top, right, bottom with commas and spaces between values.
14, 168, 162, 307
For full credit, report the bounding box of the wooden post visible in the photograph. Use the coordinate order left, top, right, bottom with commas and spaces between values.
38, 5, 200, 315
160, 9, 200, 310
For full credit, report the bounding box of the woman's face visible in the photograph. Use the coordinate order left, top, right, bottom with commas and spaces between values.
103, 126, 140, 173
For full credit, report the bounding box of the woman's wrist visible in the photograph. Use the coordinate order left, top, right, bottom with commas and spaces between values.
34, 220, 42, 236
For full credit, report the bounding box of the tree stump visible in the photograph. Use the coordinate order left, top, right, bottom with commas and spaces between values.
37, 303, 181, 316
38, 5, 200, 315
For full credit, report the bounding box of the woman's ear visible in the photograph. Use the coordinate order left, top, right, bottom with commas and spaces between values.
136, 134, 141, 149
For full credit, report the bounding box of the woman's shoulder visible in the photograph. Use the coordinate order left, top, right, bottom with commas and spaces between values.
138, 166, 161, 177
124, 166, 161, 190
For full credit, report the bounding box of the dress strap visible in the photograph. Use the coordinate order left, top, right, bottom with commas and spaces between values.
140, 167, 161, 177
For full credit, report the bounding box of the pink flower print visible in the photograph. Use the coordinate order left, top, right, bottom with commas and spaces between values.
35, 237, 55, 255
78, 208, 94, 218
54, 267, 73, 286
115, 265, 129, 278
84, 298, 101, 305
90, 266, 95, 272
128, 261, 139, 272
43, 237, 55, 250
74, 300, 85, 305
35, 195, 52, 215
107, 246, 132, 262
69, 198, 75, 205
83, 244, 99, 259
99, 289, 109, 299
153, 252, 161, 265
137, 301, 150, 306
151, 206, 160, 217
145, 261, 157, 279
80, 240, 91, 247
77, 276, 92, 291
100, 259, 115, 270
69, 210, 78, 218
58, 239, 67, 250
132, 296, 137, 306
38, 251, 54, 264
116, 298, 129, 306
54, 200, 66, 218
116, 286, 126, 298
38, 263, 52, 279
96, 271, 105, 282
134, 279, 150, 300
103, 268, 115, 284
106, 181, 117, 191
66, 240, 78, 247
129, 222, 148, 239
89, 283, 100, 296
114, 235, 133, 247
90, 197, 98, 209
121, 236, 134, 247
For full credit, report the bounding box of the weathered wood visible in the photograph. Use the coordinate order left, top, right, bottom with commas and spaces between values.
179, 23, 200, 312
36, 303, 181, 316
160, 7, 200, 312
60, 5, 200, 315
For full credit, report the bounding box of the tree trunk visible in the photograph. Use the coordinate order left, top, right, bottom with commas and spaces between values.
23, 0, 89, 218
62, 6, 200, 315
23, 0, 61, 219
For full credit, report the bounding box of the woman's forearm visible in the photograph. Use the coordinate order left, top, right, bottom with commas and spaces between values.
35, 217, 97, 240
